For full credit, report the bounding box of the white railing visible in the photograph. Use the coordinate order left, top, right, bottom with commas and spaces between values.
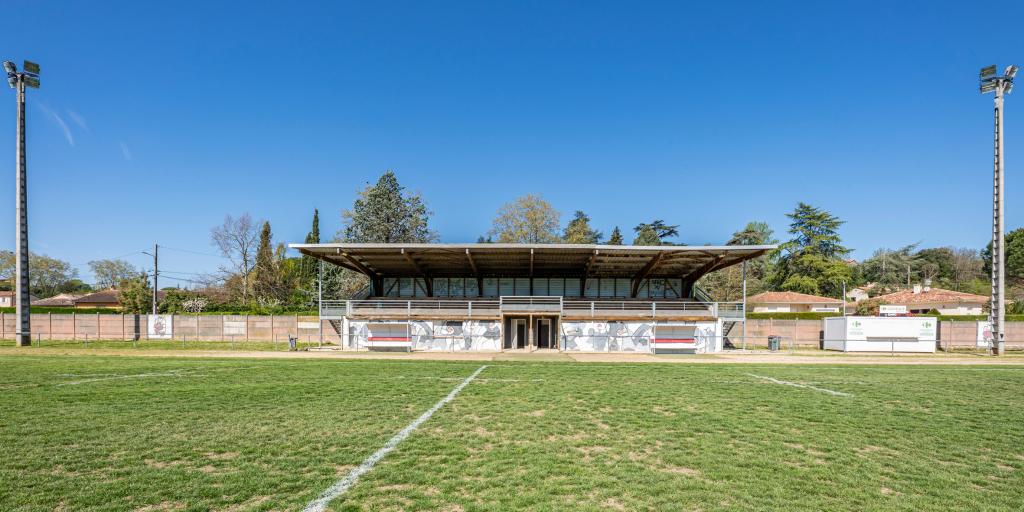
324, 298, 744, 319
499, 296, 563, 311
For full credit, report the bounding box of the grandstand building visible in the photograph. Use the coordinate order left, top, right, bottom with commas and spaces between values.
290, 243, 773, 353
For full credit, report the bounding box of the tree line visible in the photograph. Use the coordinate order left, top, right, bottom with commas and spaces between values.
3, 171, 1022, 313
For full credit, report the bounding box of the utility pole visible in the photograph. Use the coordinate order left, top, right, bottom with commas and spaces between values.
842, 281, 847, 317
143, 244, 159, 315
152, 244, 158, 315
5, 60, 40, 347
980, 64, 1018, 356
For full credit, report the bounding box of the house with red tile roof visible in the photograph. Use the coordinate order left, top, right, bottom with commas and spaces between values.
870, 285, 988, 315
745, 291, 843, 313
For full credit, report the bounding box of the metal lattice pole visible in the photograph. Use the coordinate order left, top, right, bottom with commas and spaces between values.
979, 64, 1016, 356
991, 86, 1006, 355
14, 74, 30, 346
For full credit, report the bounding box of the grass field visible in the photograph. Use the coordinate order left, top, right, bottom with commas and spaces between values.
1, 355, 1023, 511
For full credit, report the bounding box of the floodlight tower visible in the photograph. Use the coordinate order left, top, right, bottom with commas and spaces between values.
980, 64, 1017, 356
5, 60, 40, 347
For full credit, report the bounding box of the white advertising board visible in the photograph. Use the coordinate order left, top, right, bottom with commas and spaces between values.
147, 314, 173, 340
823, 316, 936, 353
879, 305, 907, 316
976, 321, 993, 348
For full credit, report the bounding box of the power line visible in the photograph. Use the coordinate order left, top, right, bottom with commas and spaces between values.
160, 246, 230, 260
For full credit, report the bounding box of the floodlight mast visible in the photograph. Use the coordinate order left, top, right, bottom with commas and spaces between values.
980, 64, 1017, 356
5, 59, 38, 347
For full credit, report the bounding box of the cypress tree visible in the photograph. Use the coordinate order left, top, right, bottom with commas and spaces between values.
300, 209, 320, 288
253, 221, 281, 300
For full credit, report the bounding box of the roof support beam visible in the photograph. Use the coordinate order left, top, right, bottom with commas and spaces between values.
631, 252, 666, 298
402, 248, 432, 296
529, 249, 535, 295
338, 250, 377, 277
465, 249, 482, 297
465, 249, 479, 276
681, 255, 726, 285
581, 250, 599, 296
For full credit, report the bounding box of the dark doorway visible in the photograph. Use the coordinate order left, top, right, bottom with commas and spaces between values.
537, 318, 551, 349
504, 317, 528, 350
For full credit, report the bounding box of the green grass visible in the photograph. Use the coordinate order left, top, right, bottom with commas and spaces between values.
1, 356, 1023, 511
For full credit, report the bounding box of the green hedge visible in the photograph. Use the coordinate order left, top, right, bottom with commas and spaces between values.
0, 307, 122, 314
0, 307, 318, 316
932, 314, 1024, 322
745, 312, 844, 320
745, 312, 1024, 322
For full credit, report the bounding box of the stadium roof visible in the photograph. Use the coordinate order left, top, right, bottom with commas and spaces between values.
289, 243, 776, 281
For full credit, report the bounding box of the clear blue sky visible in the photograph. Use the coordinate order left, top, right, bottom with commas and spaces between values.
1, 1, 1022, 286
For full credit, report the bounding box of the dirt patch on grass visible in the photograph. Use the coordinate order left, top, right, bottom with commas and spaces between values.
135, 502, 186, 512
218, 495, 271, 512
526, 409, 545, 417
144, 459, 182, 469
602, 497, 627, 510
661, 465, 702, 477
205, 451, 239, 461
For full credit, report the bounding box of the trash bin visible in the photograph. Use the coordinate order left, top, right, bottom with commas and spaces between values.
288, 335, 298, 351
768, 335, 781, 352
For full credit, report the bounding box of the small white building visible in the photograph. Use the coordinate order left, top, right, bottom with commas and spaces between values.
746, 291, 843, 313
0, 290, 39, 308
846, 284, 875, 302
871, 285, 988, 315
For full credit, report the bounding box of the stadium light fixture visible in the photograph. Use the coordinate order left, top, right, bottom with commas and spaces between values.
979, 64, 1017, 356
4, 58, 39, 346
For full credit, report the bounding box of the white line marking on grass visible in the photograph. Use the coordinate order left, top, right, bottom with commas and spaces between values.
302, 364, 488, 512
387, 376, 542, 383
55, 366, 262, 386
746, 373, 852, 397
56, 370, 191, 386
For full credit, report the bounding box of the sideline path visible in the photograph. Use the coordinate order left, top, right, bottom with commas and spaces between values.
2, 346, 1022, 365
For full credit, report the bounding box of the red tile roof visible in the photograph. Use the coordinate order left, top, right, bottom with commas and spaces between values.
871, 287, 988, 305
74, 289, 121, 304
746, 291, 843, 304
33, 293, 83, 307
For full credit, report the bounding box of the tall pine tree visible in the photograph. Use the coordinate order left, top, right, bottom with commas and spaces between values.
632, 220, 679, 245
563, 210, 602, 244
252, 221, 282, 301
772, 203, 852, 297
342, 171, 435, 243
607, 226, 624, 245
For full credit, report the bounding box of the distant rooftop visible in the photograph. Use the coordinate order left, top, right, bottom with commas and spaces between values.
871, 287, 989, 305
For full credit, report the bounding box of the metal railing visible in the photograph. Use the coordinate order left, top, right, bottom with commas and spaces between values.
499, 296, 563, 311
331, 299, 501, 317
324, 297, 744, 319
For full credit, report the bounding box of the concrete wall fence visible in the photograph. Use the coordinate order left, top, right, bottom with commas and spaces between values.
739, 318, 1024, 350
2, 313, 1022, 350
0, 313, 342, 344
